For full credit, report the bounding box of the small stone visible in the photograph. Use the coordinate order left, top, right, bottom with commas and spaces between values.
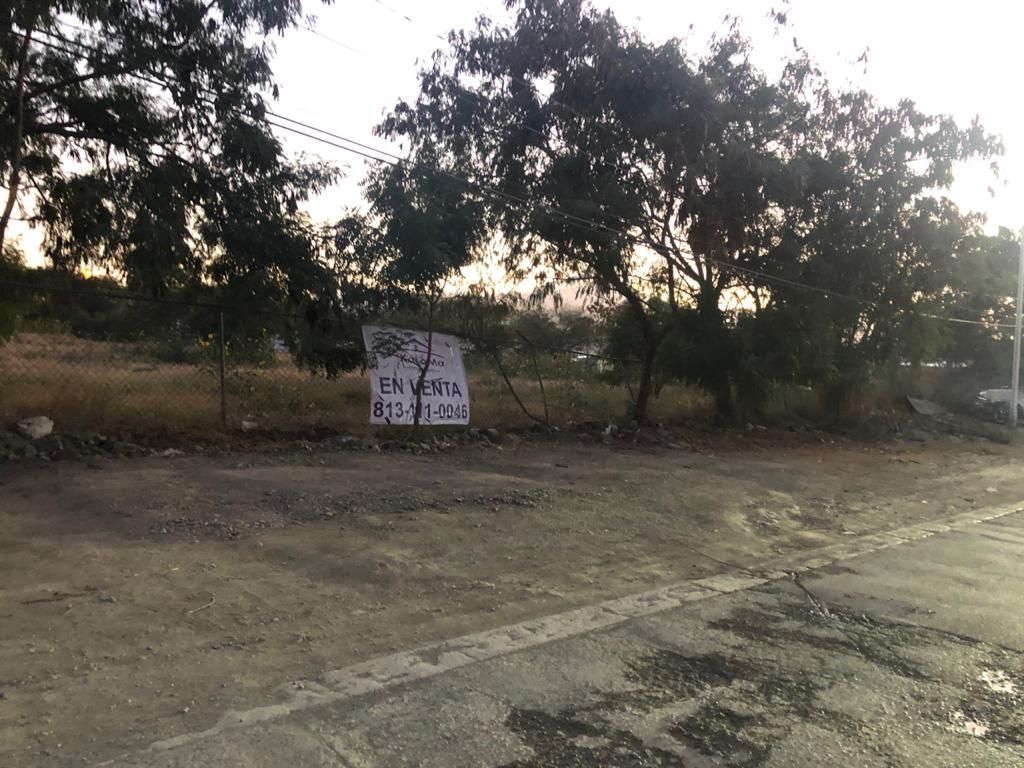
34, 434, 64, 454
16, 416, 54, 440
98, 595, 117, 604
240, 417, 258, 433
484, 428, 502, 443
111, 441, 147, 457
0, 429, 28, 457
986, 487, 998, 493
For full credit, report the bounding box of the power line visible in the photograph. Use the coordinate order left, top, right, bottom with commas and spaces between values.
263, 118, 401, 166
297, 23, 374, 59
26, 23, 631, 238
23, 28, 406, 165
292, 16, 559, 166
269, 19, 1020, 330
361, 0, 592, 124
10, 24, 1014, 332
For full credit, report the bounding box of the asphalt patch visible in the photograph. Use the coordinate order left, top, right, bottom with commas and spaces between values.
500, 589, 1024, 766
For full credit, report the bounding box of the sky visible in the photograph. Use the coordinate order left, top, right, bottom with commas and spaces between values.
13, 0, 1024, 266
264, 0, 1024, 229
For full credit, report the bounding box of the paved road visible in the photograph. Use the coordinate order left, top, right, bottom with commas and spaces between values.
110, 509, 1024, 767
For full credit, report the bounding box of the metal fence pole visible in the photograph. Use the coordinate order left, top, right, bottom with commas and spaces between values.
1011, 233, 1024, 432
218, 309, 227, 428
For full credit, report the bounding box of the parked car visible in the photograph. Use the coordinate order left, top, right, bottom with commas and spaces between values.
975, 388, 1024, 423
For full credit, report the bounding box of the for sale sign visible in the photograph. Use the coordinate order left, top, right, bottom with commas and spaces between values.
361, 325, 470, 425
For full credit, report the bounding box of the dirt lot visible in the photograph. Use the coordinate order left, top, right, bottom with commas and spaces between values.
2, 430, 1024, 767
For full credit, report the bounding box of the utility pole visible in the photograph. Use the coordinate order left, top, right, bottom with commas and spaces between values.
1010, 231, 1024, 431
218, 310, 227, 428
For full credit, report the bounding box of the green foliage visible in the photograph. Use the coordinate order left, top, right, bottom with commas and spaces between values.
0, 1, 373, 377
375, 0, 1000, 420
361, 164, 488, 297
0, 243, 31, 339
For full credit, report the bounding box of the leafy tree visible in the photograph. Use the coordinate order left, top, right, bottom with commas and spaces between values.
0, 1, 351, 352
760, 78, 1003, 415
0, 240, 30, 339
343, 162, 488, 427
373, 0, 822, 420
377, 0, 1000, 421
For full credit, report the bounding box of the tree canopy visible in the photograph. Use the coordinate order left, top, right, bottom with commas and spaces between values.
372, 0, 1006, 421
2, 0, 1016, 425
0, 0, 341, 315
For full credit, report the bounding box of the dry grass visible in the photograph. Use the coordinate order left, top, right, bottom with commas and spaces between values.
1, 332, 711, 435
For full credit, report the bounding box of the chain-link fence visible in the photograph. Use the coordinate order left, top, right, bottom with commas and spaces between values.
0, 281, 707, 437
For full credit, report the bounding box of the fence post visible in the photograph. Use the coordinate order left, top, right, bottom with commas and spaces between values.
218, 309, 227, 428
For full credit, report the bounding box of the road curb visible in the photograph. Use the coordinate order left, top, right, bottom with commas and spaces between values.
105, 501, 1024, 764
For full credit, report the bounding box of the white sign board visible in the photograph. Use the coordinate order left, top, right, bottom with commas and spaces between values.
361, 325, 470, 425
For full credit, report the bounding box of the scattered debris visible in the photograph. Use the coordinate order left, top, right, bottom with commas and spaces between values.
979, 669, 1017, 695
185, 594, 216, 615
22, 589, 92, 605
949, 710, 990, 738
110, 440, 147, 458
906, 396, 947, 417
900, 428, 930, 443
0, 430, 28, 459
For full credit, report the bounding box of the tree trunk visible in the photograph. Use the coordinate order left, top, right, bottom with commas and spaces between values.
667, 262, 677, 311
411, 298, 436, 438
710, 377, 736, 423
0, 26, 33, 250
696, 279, 736, 423
617, 285, 659, 425
633, 339, 656, 424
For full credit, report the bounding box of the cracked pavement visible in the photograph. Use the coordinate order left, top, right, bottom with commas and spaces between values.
105, 507, 1024, 767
